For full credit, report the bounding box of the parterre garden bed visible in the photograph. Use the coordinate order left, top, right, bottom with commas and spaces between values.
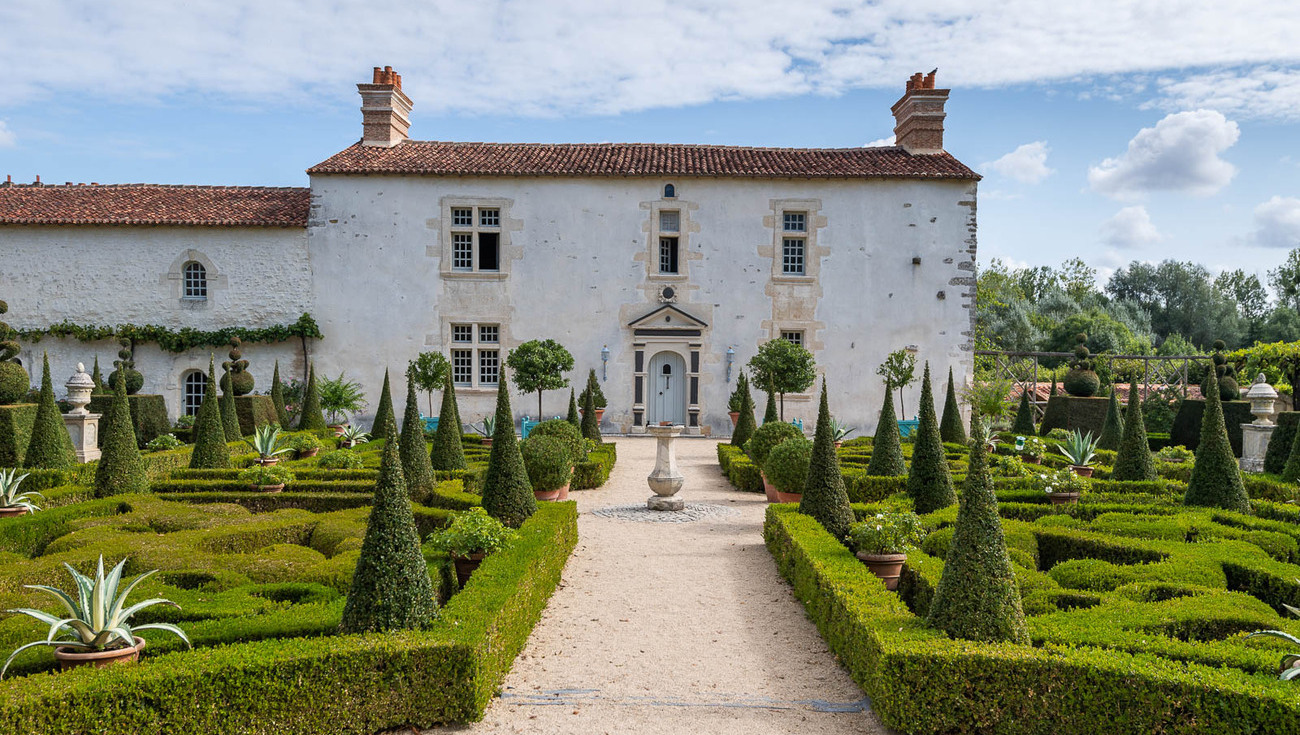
0, 432, 585, 733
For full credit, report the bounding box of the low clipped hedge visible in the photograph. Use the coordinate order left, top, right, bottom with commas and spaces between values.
764, 505, 1300, 734
0, 501, 577, 733
1037, 395, 1109, 437
572, 443, 616, 490
232, 395, 279, 436
717, 444, 762, 492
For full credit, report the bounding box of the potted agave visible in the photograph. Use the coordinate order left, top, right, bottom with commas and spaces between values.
828, 417, 856, 449
1, 556, 191, 678
475, 416, 496, 447
1247, 583, 1300, 680
238, 465, 294, 493
1040, 466, 1088, 505
428, 507, 518, 587
289, 433, 322, 459
848, 512, 926, 591
0, 469, 41, 519
763, 437, 812, 503
521, 435, 573, 501
246, 424, 291, 466
338, 425, 370, 449
1059, 429, 1100, 477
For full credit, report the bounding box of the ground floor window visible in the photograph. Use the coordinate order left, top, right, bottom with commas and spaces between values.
450, 321, 502, 388
182, 370, 207, 415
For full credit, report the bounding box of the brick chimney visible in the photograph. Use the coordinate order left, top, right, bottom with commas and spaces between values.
358, 66, 412, 148
891, 70, 949, 155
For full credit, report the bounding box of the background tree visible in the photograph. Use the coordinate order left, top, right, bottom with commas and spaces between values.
875, 348, 917, 417
319, 372, 367, 425
1268, 247, 1300, 314
748, 339, 815, 421
407, 352, 450, 416
507, 339, 574, 418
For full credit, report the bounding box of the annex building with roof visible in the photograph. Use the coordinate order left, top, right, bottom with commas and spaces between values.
0, 68, 978, 434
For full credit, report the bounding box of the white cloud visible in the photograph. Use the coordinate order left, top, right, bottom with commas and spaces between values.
863, 135, 895, 147
1150, 66, 1300, 121
1087, 110, 1239, 199
1250, 196, 1300, 248
1100, 206, 1162, 249
983, 141, 1052, 184
1, 2, 1299, 116
0, 120, 13, 148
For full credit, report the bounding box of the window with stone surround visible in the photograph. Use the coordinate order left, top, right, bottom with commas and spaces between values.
182, 261, 207, 300
450, 321, 501, 388
182, 370, 207, 416
780, 330, 804, 346
442, 200, 511, 277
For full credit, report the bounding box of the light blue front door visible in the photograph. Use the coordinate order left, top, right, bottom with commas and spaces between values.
647, 351, 686, 425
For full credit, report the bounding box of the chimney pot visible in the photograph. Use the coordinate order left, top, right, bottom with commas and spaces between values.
891, 70, 949, 155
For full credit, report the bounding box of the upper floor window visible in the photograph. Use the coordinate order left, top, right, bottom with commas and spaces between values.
780, 330, 804, 347
449, 321, 502, 388
782, 238, 805, 275
659, 237, 679, 274
182, 370, 207, 415
783, 212, 806, 233
659, 211, 679, 233
449, 205, 500, 272
182, 261, 207, 300
663, 183, 676, 198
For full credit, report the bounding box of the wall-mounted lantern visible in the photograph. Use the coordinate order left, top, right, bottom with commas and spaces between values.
725, 345, 735, 383
601, 344, 611, 381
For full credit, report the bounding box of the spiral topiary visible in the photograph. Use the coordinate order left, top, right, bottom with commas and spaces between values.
1062, 332, 1099, 398
0, 300, 29, 405
219, 337, 254, 396
107, 337, 144, 395
1201, 339, 1239, 402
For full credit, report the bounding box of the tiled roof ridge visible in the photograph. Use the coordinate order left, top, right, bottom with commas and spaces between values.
0, 184, 311, 227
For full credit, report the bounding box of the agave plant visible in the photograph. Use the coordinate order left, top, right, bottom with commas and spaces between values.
1247, 585, 1300, 681
245, 424, 291, 460
1058, 429, 1100, 467
0, 469, 42, 513
475, 415, 496, 438
2, 556, 191, 678
826, 417, 856, 442
338, 425, 370, 446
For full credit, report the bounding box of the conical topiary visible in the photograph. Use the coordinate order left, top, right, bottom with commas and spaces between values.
24, 353, 76, 468
1096, 388, 1125, 451
480, 376, 536, 528
939, 367, 967, 445
566, 389, 580, 430
580, 385, 600, 443
189, 358, 230, 469
798, 380, 856, 541
1111, 382, 1155, 481
1010, 389, 1036, 435
340, 439, 437, 633
219, 367, 240, 441
866, 386, 906, 476
93, 371, 148, 497
578, 368, 606, 412
906, 363, 955, 514
107, 337, 143, 396
400, 377, 436, 500
370, 369, 398, 444
90, 356, 107, 395
1281, 419, 1300, 483
297, 364, 327, 431
926, 412, 1030, 644
1183, 370, 1249, 511
731, 375, 757, 448
270, 361, 291, 428
430, 371, 467, 471
219, 337, 254, 396
763, 386, 779, 424
1049, 379, 1058, 397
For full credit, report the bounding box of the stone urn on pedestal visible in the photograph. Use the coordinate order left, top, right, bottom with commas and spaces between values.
1240, 374, 1279, 473
62, 363, 101, 463
646, 424, 685, 510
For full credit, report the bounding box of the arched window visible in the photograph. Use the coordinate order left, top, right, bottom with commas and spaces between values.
183, 262, 207, 300
663, 183, 675, 198
182, 370, 207, 416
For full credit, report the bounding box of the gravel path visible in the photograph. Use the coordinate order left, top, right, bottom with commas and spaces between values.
436, 437, 894, 735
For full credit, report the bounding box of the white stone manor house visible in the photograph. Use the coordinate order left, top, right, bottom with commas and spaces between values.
0, 68, 978, 435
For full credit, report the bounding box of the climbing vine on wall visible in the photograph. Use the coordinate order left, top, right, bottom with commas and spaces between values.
17, 313, 323, 354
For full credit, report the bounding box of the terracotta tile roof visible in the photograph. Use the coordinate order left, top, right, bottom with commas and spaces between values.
307, 141, 981, 180
0, 184, 310, 227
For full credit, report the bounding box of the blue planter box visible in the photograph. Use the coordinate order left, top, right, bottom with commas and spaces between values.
520, 418, 540, 440
897, 419, 920, 438
421, 416, 439, 432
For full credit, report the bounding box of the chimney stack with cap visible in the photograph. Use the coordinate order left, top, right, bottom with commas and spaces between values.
891, 70, 949, 155
358, 66, 413, 148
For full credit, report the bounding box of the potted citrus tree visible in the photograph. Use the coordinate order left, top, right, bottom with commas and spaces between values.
2, 556, 190, 677
0, 469, 41, 519
763, 436, 812, 503
238, 465, 294, 493
520, 434, 573, 501
428, 507, 518, 587
848, 512, 926, 590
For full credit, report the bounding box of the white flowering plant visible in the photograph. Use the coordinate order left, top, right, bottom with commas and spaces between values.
1019, 436, 1047, 461
848, 512, 926, 555
1036, 466, 1089, 496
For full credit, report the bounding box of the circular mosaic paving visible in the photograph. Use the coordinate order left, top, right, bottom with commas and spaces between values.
590, 502, 740, 523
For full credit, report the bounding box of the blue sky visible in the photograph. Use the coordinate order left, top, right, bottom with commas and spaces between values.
3, 1, 1300, 288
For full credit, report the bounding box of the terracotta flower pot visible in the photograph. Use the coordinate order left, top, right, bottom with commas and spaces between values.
729, 411, 740, 427
328, 424, 347, 437
251, 484, 284, 494
856, 552, 907, 591
774, 490, 802, 504
453, 552, 486, 588
1024, 456, 1042, 465
254, 457, 279, 466
0, 506, 29, 519
1070, 465, 1094, 478
481, 437, 493, 447
534, 483, 569, 502
55, 636, 145, 672
834, 441, 843, 449
760, 470, 780, 503
297, 448, 319, 459
595, 408, 605, 423
1048, 492, 1080, 505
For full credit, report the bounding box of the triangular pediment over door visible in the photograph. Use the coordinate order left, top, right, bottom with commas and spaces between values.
627, 305, 709, 336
